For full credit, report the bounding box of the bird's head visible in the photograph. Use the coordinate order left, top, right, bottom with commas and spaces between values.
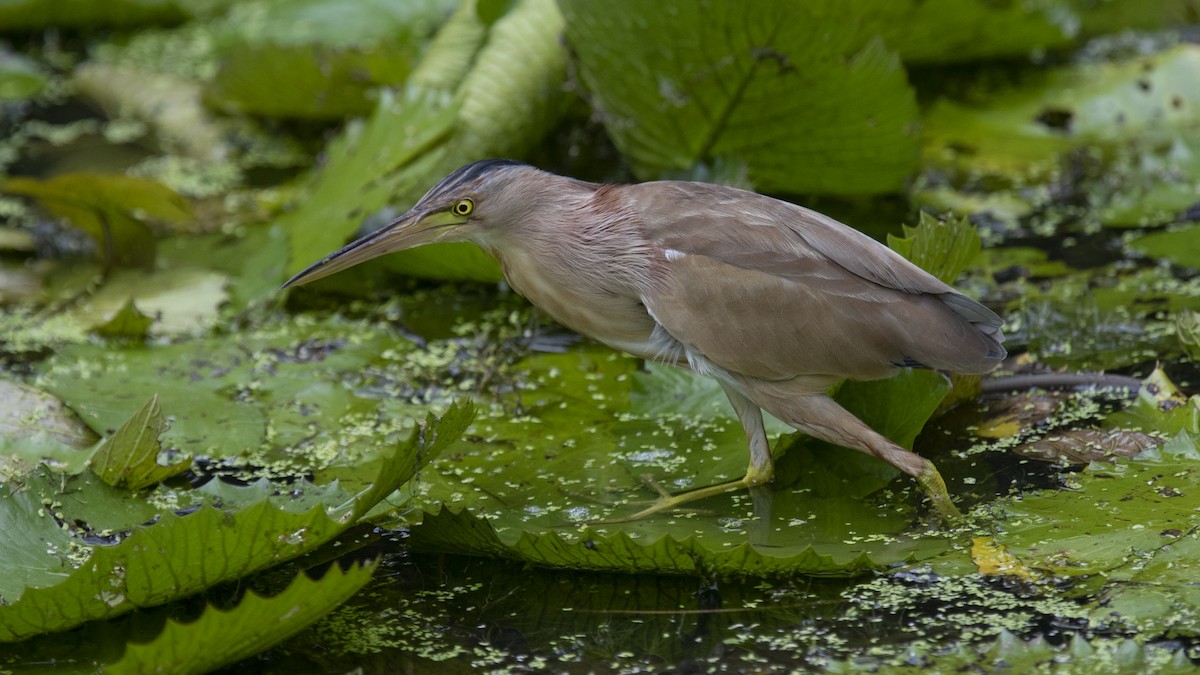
283, 159, 539, 288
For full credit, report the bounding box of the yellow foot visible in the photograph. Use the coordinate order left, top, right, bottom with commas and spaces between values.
915, 461, 962, 524
590, 476, 757, 524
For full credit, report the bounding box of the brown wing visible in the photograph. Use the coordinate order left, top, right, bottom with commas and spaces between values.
627, 181, 1005, 381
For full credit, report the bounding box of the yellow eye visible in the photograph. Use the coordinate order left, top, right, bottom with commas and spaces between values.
453, 198, 474, 216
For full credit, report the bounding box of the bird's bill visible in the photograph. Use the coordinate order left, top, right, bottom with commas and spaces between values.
282, 208, 456, 288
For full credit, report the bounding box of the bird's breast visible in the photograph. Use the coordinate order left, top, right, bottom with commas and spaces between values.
491, 246, 661, 359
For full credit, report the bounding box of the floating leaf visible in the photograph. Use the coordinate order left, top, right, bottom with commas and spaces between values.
36, 315, 422, 465
997, 436, 1200, 579
1103, 368, 1199, 436
971, 537, 1040, 581
560, 0, 919, 194
631, 363, 791, 436
402, 348, 954, 576
0, 402, 470, 642
90, 395, 191, 491
108, 563, 376, 675
994, 434, 1200, 637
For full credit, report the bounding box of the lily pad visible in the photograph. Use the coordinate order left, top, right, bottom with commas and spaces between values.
994, 434, 1200, 636
0, 402, 471, 642
1103, 368, 1199, 436
92, 300, 155, 339
0, 380, 98, 449
402, 347, 956, 576
62, 266, 228, 337
1013, 428, 1158, 464
35, 314, 436, 472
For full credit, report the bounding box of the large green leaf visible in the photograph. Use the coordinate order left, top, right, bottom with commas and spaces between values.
1103, 368, 1200, 437
58, 266, 228, 338
560, 0, 919, 195
109, 563, 376, 675
993, 434, 1200, 637
0, 380, 97, 450
0, 402, 471, 642
36, 315, 417, 467
402, 347, 955, 576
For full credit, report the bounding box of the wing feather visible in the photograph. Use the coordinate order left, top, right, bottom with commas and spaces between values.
626, 181, 1005, 380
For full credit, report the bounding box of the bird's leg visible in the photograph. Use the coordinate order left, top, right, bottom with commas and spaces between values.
724, 381, 775, 486
598, 383, 773, 523
756, 392, 961, 522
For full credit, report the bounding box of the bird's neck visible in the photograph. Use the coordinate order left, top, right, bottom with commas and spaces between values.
485, 184, 660, 299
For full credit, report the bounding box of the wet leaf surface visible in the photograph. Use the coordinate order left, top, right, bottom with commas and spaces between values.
398, 349, 955, 576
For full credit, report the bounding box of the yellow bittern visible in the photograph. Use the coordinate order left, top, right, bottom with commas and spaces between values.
285, 160, 1006, 521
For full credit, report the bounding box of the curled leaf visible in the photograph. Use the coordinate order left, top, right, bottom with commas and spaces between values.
90, 395, 192, 491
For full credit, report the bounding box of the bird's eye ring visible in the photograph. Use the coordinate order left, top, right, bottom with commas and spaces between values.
453, 198, 475, 216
